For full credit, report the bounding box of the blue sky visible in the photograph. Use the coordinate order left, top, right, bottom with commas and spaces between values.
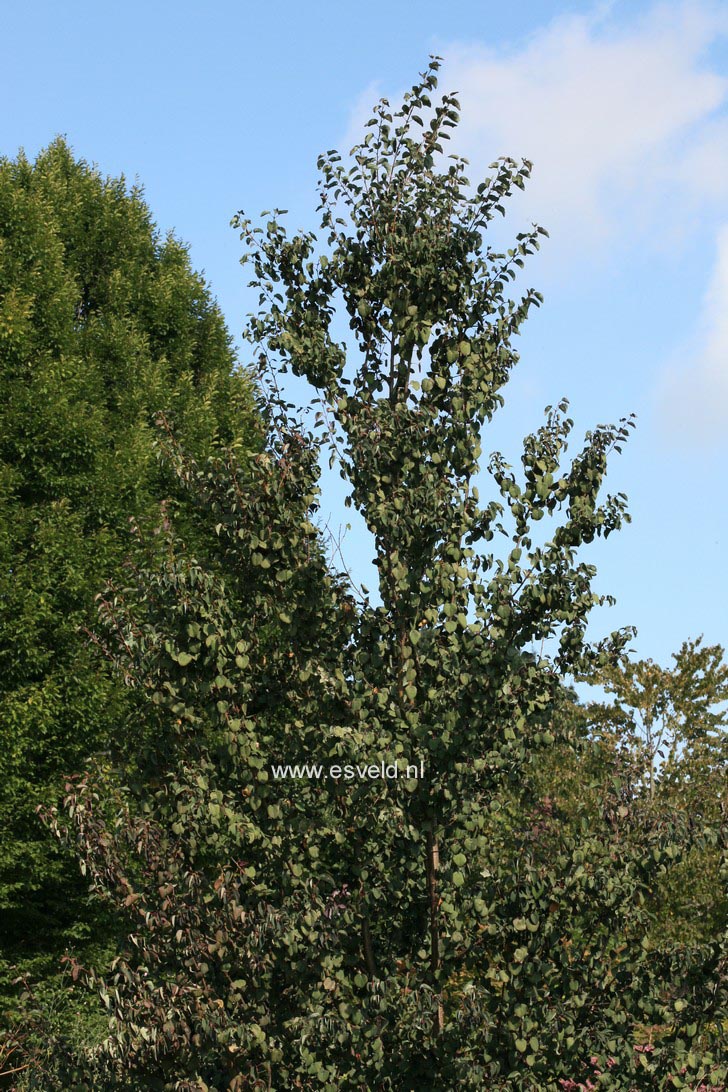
3, 0, 728, 669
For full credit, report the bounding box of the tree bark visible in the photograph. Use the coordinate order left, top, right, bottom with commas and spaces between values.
362, 916, 377, 978
426, 826, 445, 1035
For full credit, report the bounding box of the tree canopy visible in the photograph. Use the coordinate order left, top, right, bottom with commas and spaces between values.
0, 138, 259, 1009
9, 67, 728, 1092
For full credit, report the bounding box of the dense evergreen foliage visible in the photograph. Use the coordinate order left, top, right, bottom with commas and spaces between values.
0, 140, 259, 1015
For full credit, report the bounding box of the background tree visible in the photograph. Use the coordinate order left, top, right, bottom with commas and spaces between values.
586, 638, 728, 803
22, 66, 727, 1090
0, 139, 259, 1017
582, 639, 728, 947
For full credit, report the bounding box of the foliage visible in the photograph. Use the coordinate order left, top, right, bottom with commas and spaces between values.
586, 638, 728, 804
21, 64, 727, 1090
583, 639, 728, 948
0, 139, 259, 1015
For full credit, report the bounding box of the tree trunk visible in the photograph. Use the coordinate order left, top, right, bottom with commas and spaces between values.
426, 826, 444, 1035
362, 916, 377, 978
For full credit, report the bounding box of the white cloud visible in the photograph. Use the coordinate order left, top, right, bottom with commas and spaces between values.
341, 3, 728, 438
657, 224, 728, 442
343, 4, 728, 252
439, 2, 728, 247
342, 2, 728, 440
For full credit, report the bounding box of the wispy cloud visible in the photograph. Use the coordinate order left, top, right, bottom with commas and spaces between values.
657, 223, 728, 443
343, 2, 728, 442
441, 2, 728, 248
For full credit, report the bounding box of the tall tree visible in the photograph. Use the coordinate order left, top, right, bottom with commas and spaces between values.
0, 139, 259, 1009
